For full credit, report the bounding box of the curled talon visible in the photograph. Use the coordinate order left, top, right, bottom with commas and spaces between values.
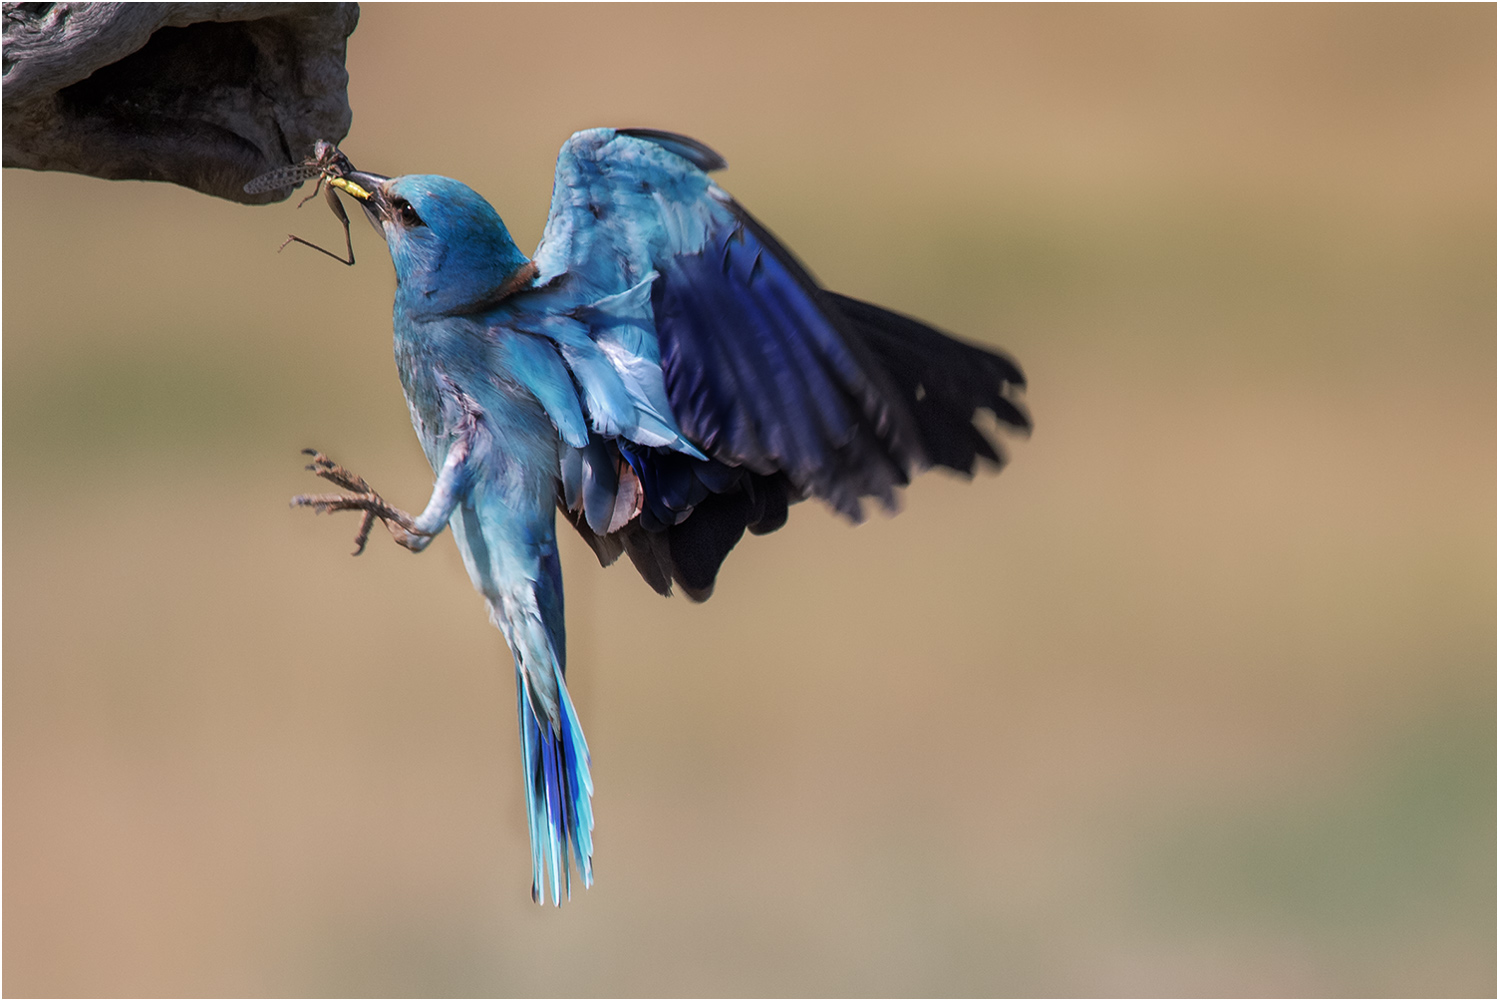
353, 511, 378, 556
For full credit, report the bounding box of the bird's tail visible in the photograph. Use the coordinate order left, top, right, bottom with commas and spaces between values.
483, 532, 595, 906
450, 480, 595, 903
516, 664, 594, 904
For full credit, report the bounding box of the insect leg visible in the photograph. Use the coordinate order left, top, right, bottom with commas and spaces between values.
276, 186, 356, 266
295, 175, 326, 209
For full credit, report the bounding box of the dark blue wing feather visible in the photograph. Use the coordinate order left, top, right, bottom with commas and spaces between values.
653, 208, 919, 518
615, 128, 728, 172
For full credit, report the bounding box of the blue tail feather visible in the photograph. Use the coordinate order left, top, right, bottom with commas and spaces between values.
517, 668, 594, 905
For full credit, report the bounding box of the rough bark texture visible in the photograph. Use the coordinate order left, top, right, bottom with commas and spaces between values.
2, 2, 358, 203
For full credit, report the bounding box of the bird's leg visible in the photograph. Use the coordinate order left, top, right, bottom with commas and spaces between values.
295, 428, 473, 556
292, 449, 434, 555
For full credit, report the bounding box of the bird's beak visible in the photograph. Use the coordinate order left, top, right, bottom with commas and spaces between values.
328, 169, 391, 235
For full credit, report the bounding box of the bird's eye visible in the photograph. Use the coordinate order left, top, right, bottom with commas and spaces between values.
392, 198, 425, 228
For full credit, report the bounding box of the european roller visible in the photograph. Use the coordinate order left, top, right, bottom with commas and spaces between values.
276, 129, 1030, 904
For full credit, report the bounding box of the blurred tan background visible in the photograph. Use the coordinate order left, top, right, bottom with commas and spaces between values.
5, 4, 1494, 996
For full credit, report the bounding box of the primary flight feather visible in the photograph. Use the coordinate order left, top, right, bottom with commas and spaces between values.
276, 128, 1030, 904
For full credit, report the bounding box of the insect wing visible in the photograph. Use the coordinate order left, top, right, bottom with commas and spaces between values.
244, 164, 324, 195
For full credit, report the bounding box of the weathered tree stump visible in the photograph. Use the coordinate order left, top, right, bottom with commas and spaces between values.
2, 2, 358, 203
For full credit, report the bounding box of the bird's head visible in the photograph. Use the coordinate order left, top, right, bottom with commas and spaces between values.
332, 169, 532, 316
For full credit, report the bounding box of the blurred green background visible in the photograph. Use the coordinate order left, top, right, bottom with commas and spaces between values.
5, 4, 1494, 996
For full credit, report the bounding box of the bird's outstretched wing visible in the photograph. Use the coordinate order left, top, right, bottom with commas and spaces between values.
525, 128, 1029, 598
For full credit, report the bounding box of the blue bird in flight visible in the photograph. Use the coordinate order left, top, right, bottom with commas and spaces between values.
278, 129, 1030, 904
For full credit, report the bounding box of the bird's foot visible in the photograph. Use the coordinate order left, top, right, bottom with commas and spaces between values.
292, 449, 433, 554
